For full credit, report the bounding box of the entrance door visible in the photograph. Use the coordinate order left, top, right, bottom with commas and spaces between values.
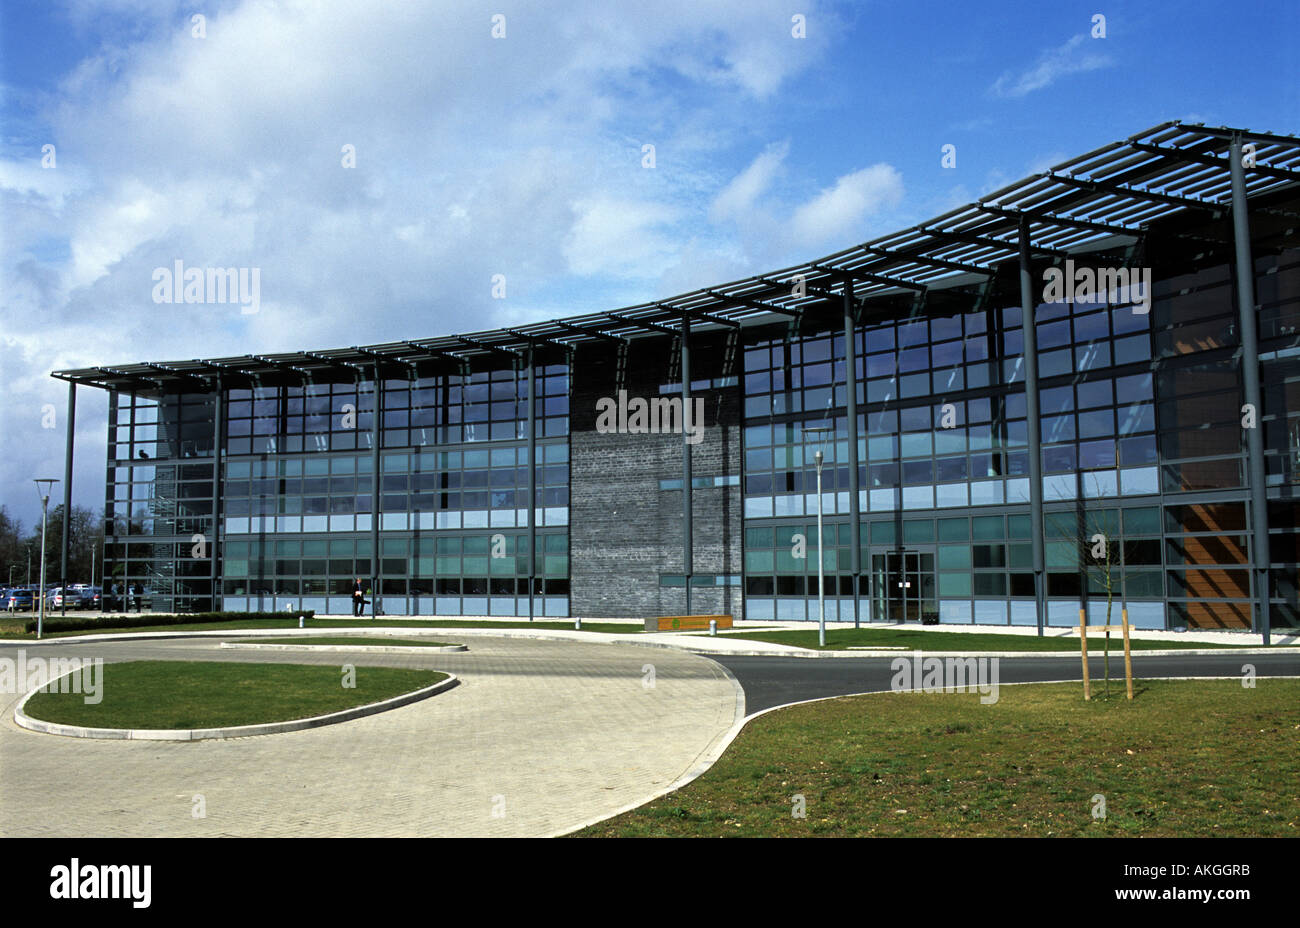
871, 549, 936, 621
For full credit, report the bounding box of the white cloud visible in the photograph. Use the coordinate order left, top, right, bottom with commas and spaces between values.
563, 197, 682, 278
0, 0, 838, 524
990, 34, 1113, 98
710, 140, 789, 223
789, 163, 905, 249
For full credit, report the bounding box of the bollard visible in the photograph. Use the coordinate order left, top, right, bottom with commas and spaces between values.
574, 617, 582, 630
709, 619, 717, 637
298, 615, 304, 629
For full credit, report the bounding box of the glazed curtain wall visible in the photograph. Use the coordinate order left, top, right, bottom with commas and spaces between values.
740, 248, 1300, 629
218, 441, 570, 616
105, 361, 571, 616
221, 362, 570, 616
103, 391, 218, 613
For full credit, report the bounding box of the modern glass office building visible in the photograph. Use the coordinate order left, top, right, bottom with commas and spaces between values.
52, 122, 1300, 638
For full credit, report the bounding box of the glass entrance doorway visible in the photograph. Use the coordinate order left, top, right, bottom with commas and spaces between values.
871, 549, 936, 622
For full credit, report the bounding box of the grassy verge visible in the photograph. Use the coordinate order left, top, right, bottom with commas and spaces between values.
576, 679, 1300, 837
23, 660, 446, 729
726, 627, 1252, 651
236, 636, 460, 648
0, 617, 644, 639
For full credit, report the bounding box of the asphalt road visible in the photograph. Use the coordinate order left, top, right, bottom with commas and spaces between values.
712, 651, 1300, 715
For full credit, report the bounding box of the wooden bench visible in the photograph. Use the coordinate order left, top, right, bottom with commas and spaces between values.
645, 614, 733, 632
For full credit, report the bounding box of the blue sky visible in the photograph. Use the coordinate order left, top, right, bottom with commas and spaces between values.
0, 0, 1297, 529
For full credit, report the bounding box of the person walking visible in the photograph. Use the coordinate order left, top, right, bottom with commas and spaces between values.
352, 577, 365, 617
132, 581, 144, 612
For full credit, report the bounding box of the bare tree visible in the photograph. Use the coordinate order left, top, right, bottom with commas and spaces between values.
1046, 474, 1123, 697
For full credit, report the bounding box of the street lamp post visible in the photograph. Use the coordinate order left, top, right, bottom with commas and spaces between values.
802, 427, 832, 648
34, 478, 59, 640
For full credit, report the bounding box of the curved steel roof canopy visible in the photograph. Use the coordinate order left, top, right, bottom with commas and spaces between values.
52, 121, 1300, 393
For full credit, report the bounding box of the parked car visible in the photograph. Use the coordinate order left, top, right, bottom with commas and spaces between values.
4, 589, 35, 612
48, 587, 75, 609
78, 586, 103, 610
65, 584, 90, 609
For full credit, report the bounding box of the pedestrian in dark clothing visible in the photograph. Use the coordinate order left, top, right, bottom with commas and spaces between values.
352, 578, 365, 617
132, 582, 144, 612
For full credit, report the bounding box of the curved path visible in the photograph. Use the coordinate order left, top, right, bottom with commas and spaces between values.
0, 636, 741, 837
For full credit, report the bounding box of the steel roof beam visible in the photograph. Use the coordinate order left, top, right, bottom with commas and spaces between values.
1166, 124, 1300, 148
1126, 141, 1300, 185
143, 363, 213, 389
654, 303, 741, 328
754, 275, 840, 302
1047, 172, 1225, 215
855, 244, 990, 276
977, 205, 1135, 238
456, 335, 521, 359
188, 359, 241, 377
398, 341, 471, 368
505, 328, 571, 349
916, 226, 1071, 258
97, 366, 162, 389
604, 313, 681, 336
302, 351, 368, 374
351, 346, 418, 378
813, 263, 930, 293
254, 355, 313, 376
553, 320, 628, 344
701, 289, 802, 317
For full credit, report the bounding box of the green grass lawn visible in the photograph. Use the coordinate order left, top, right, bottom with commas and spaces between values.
0, 616, 644, 639
237, 636, 460, 648
576, 679, 1300, 837
726, 627, 1252, 651
23, 660, 447, 730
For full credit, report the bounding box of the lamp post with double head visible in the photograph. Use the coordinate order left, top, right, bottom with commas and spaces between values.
802, 426, 832, 648
34, 478, 59, 640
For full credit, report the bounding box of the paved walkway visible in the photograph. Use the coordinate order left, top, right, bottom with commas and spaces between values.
0, 636, 741, 837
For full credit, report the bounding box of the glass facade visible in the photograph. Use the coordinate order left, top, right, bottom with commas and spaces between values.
740, 245, 1300, 630
89, 164, 1298, 632
104, 392, 219, 612
105, 361, 571, 616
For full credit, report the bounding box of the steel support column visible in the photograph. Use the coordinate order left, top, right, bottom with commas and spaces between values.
843, 280, 861, 627
371, 364, 382, 616
682, 315, 693, 614
1230, 135, 1271, 646
106, 390, 117, 607
59, 380, 75, 615
1018, 217, 1047, 636
210, 379, 223, 611
527, 347, 537, 621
